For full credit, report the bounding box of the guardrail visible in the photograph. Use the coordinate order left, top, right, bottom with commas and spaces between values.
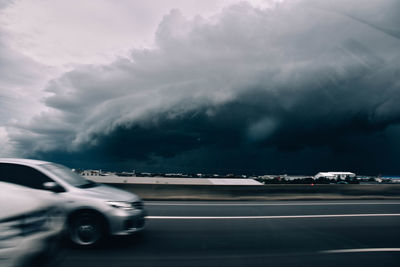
105, 183, 400, 200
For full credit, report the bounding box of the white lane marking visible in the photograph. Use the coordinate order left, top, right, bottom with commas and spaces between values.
321, 248, 400, 254
146, 213, 400, 219
146, 202, 400, 206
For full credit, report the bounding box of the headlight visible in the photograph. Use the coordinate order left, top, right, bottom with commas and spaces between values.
107, 201, 134, 210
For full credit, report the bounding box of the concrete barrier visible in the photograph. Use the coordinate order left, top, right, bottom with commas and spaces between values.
104, 183, 400, 200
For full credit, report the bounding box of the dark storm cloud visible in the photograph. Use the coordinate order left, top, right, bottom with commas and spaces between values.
9, 0, 400, 173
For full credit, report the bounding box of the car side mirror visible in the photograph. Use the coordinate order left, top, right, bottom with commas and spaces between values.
43, 181, 65, 193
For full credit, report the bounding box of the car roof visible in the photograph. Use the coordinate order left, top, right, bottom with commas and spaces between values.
0, 158, 51, 166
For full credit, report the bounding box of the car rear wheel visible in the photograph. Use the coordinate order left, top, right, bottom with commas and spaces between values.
69, 212, 105, 246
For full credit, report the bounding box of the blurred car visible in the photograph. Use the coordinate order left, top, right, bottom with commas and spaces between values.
0, 158, 146, 246
0, 181, 65, 267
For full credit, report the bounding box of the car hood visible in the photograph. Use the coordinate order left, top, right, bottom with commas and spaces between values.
75, 183, 140, 202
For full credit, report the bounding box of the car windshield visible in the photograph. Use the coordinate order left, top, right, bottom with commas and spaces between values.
40, 163, 97, 188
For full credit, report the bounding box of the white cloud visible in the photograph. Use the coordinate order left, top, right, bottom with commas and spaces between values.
0, 126, 14, 156
1, 0, 274, 66
0, 36, 60, 157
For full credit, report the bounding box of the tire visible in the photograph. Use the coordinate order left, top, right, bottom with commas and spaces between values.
69, 212, 105, 246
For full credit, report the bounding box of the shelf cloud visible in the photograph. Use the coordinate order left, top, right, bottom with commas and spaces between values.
3, 0, 400, 173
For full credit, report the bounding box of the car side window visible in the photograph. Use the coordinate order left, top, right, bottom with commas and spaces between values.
0, 163, 53, 190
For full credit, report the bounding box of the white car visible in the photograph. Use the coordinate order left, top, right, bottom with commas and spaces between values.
0, 158, 146, 246
0, 182, 65, 267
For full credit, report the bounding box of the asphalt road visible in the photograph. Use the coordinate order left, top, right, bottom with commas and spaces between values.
60, 200, 400, 267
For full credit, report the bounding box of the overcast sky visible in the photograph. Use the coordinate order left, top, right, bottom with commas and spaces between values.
1, 0, 400, 174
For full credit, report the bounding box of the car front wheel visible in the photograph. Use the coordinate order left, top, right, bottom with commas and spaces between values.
69, 212, 105, 246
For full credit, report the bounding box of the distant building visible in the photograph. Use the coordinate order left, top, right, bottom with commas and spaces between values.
115, 171, 136, 177
314, 172, 356, 180
380, 176, 400, 183
258, 174, 313, 182
81, 170, 102, 176
285, 175, 314, 181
